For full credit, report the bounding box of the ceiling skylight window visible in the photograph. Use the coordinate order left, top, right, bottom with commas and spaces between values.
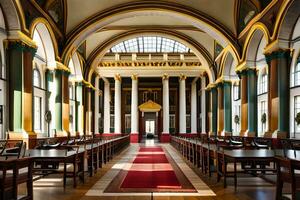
110, 36, 190, 53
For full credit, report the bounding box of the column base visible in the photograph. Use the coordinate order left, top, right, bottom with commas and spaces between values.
160, 133, 170, 143
219, 130, 232, 137
272, 130, 287, 139
208, 132, 216, 137
130, 133, 139, 143
240, 130, 256, 137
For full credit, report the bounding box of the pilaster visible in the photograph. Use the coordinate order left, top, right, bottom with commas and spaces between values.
265, 49, 291, 138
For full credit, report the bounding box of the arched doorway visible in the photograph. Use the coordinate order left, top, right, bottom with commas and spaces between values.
138, 100, 162, 143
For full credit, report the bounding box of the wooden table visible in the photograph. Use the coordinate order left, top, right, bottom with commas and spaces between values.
221, 149, 300, 189
27, 149, 85, 188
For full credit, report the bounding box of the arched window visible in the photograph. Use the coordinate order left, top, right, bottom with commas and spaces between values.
110, 36, 190, 53
33, 68, 41, 87
295, 59, 300, 86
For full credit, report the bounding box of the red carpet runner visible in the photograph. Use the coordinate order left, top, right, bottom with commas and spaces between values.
120, 146, 182, 189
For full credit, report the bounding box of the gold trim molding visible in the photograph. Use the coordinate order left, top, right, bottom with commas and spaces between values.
7, 31, 37, 49
235, 61, 257, 73
56, 61, 71, 73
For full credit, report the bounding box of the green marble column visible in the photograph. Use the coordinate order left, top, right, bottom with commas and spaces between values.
211, 86, 218, 136
247, 69, 258, 134
90, 76, 96, 135
55, 69, 63, 131
75, 82, 82, 132
7, 42, 36, 132
217, 83, 224, 134
265, 50, 291, 136
45, 69, 54, 136
223, 81, 232, 133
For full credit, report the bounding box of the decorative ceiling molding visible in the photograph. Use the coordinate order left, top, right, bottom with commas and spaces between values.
98, 25, 204, 32
62, 0, 240, 63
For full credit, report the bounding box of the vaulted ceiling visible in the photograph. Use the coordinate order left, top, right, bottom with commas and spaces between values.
21, 0, 273, 80
66, 0, 236, 34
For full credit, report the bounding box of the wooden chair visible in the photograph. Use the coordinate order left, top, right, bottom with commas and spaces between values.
14, 157, 34, 200
275, 156, 300, 200
2, 141, 26, 160
0, 159, 16, 200
57, 145, 82, 188
0, 140, 7, 156
0, 157, 33, 200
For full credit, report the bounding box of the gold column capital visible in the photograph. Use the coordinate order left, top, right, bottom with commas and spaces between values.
56, 61, 71, 73
263, 39, 290, 55
179, 74, 187, 81
131, 74, 138, 80
6, 31, 37, 49
114, 73, 122, 82
162, 73, 169, 80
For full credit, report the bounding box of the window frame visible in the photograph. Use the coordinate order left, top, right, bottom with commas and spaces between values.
34, 96, 42, 131
294, 61, 300, 86
33, 68, 41, 88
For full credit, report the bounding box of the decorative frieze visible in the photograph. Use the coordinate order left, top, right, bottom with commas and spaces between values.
98, 61, 201, 67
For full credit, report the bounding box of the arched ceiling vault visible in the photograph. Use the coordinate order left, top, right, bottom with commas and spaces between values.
0, 0, 23, 31
62, 1, 241, 63
84, 29, 216, 83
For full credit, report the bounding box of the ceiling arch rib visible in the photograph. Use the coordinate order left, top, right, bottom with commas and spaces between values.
242, 23, 270, 66
0, 0, 22, 31
68, 52, 83, 82
62, 1, 240, 63
273, 0, 300, 45
85, 29, 215, 83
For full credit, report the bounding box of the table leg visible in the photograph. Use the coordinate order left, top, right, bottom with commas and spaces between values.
224, 161, 227, 188
63, 162, 67, 189
234, 161, 237, 190
73, 160, 77, 188
81, 155, 85, 183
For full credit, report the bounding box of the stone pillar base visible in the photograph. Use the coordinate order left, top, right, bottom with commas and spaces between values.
219, 131, 232, 137
130, 133, 139, 143
160, 133, 170, 143
240, 130, 255, 137
208, 132, 216, 137
272, 130, 287, 139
